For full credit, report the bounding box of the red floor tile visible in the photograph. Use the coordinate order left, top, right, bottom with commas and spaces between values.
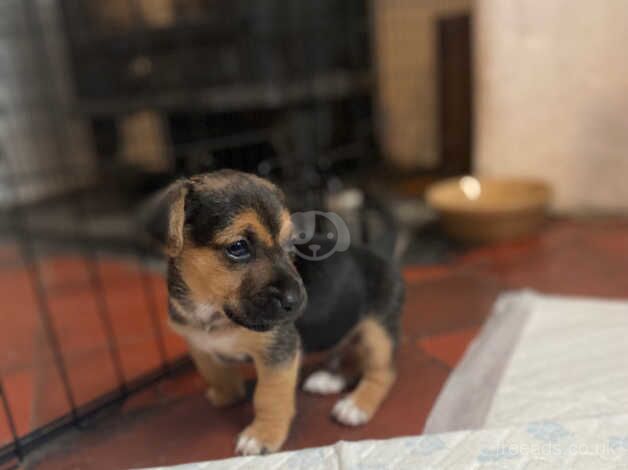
0, 399, 13, 447
0, 269, 41, 375
116, 339, 165, 382
104, 281, 160, 343
30, 336, 75, 431
1, 370, 33, 442
63, 349, 121, 407
403, 265, 452, 284
38, 257, 91, 291
402, 272, 505, 337
47, 289, 109, 360
472, 240, 628, 298
24, 344, 451, 470
417, 327, 480, 368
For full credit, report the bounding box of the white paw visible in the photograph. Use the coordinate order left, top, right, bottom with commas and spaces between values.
332, 397, 369, 426
303, 370, 346, 395
235, 433, 265, 456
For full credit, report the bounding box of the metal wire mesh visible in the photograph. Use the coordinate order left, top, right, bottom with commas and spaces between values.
0, 0, 375, 464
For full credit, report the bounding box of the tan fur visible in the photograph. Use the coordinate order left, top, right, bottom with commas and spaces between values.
165, 185, 188, 257
172, 320, 300, 452
240, 349, 301, 453
347, 318, 396, 418
214, 210, 273, 247
188, 345, 246, 407
278, 210, 294, 244
179, 248, 240, 306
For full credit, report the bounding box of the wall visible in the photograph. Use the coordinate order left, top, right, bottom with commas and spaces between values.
373, 0, 472, 170
475, 0, 628, 213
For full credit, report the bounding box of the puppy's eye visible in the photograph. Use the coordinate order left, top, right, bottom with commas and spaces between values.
226, 240, 251, 260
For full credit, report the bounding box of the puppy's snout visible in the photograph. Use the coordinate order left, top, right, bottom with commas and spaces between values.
275, 288, 299, 312
268, 275, 306, 314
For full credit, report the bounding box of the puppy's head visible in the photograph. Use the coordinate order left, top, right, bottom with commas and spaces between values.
142, 170, 306, 331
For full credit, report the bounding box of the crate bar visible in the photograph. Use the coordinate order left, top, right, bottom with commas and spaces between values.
4, 177, 79, 420
0, 380, 21, 460
136, 257, 169, 371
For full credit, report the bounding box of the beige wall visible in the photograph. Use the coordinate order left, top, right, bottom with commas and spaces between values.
475, 0, 628, 213
373, 0, 472, 170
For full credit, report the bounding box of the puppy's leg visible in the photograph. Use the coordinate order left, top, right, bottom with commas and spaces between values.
332, 318, 396, 426
188, 346, 245, 407
236, 352, 300, 455
236, 336, 300, 456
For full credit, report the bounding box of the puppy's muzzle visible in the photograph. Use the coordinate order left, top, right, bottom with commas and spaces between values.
228, 270, 306, 332
268, 278, 306, 315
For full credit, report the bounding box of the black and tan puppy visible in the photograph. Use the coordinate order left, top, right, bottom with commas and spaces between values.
143, 170, 404, 455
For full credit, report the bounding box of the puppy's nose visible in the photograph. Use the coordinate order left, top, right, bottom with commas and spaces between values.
269, 286, 302, 312
280, 289, 300, 312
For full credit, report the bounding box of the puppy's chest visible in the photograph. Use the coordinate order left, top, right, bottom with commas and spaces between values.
172, 321, 250, 362
186, 329, 241, 355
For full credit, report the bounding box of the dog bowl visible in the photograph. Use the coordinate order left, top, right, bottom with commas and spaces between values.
426, 176, 551, 243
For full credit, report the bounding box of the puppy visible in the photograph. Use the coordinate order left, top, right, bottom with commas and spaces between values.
142, 170, 404, 455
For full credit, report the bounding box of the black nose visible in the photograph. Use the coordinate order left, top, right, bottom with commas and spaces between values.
269, 286, 302, 312
282, 290, 300, 311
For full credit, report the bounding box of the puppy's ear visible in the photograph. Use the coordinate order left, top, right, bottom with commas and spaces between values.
140, 179, 188, 257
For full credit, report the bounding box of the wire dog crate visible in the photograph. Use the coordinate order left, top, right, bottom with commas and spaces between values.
0, 0, 383, 467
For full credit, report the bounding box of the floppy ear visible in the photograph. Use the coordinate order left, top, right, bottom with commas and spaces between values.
139, 179, 188, 257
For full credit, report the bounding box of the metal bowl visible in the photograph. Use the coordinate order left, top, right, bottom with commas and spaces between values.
426, 176, 552, 243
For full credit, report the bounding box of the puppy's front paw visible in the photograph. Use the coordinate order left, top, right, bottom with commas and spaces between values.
205, 384, 245, 408
235, 425, 283, 456
332, 396, 369, 426
236, 433, 267, 456
303, 370, 346, 395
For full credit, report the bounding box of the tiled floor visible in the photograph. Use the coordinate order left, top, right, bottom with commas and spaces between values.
1, 218, 627, 469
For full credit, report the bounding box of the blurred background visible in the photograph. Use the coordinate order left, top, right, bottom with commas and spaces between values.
1, 0, 628, 468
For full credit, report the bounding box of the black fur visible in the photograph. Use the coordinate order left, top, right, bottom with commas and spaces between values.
264, 323, 301, 365
167, 260, 188, 301
294, 237, 404, 352
185, 172, 284, 246
168, 299, 187, 325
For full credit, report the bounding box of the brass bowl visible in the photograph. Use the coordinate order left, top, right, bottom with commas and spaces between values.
426, 176, 552, 243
